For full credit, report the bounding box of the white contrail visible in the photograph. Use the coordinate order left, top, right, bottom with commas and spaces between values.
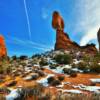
23, 0, 32, 40
6, 35, 52, 51
27, 40, 53, 50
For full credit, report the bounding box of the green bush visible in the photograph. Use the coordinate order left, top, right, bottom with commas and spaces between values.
51, 80, 60, 86
39, 59, 48, 66
63, 68, 75, 75
63, 68, 70, 74
54, 54, 72, 64
71, 63, 77, 68
47, 77, 55, 84
93, 53, 100, 63
77, 62, 88, 70
90, 62, 100, 73
0, 60, 11, 74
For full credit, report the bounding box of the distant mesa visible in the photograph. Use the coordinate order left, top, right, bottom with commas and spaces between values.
0, 35, 7, 59
52, 11, 97, 54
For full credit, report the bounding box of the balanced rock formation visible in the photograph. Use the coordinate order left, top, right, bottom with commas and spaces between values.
0, 35, 7, 59
52, 11, 97, 54
52, 11, 64, 30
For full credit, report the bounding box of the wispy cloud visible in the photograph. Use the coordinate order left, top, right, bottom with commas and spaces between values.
80, 26, 99, 46
6, 35, 53, 51
27, 40, 53, 50
74, 0, 100, 47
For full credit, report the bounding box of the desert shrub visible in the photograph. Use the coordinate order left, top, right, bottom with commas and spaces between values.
71, 63, 77, 68
54, 54, 72, 64
47, 77, 55, 84
82, 55, 90, 62
55, 93, 100, 100
16, 83, 45, 99
11, 55, 17, 60
19, 55, 28, 60
38, 94, 51, 100
63, 68, 75, 74
38, 71, 45, 76
90, 62, 100, 73
63, 68, 77, 76
49, 64, 59, 69
51, 80, 60, 86
0, 67, 4, 74
77, 62, 88, 71
63, 68, 70, 74
0, 61, 11, 74
0, 87, 10, 94
39, 59, 48, 66
70, 72, 77, 77
40, 67, 45, 70
0, 94, 6, 100
32, 54, 41, 59
58, 76, 65, 81
93, 53, 100, 63
49, 65, 56, 69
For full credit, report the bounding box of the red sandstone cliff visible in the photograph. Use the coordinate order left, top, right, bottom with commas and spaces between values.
0, 35, 7, 58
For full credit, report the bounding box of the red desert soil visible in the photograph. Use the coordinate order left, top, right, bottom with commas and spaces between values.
0, 68, 100, 88
0, 68, 100, 99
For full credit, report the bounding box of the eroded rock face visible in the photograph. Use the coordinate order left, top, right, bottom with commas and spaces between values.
55, 29, 79, 51
0, 35, 7, 58
52, 11, 97, 54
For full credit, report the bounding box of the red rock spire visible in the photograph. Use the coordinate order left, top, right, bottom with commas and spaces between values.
0, 35, 7, 58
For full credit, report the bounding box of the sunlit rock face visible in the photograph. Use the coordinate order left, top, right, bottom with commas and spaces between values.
0, 35, 7, 58
52, 11, 79, 51
52, 11, 64, 30
97, 28, 100, 51
55, 29, 79, 51
52, 11, 97, 54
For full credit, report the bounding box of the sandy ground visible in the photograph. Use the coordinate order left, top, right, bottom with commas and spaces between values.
0, 68, 100, 100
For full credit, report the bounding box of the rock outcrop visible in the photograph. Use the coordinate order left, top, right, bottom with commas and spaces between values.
52, 11, 97, 54
0, 35, 7, 59
55, 29, 79, 51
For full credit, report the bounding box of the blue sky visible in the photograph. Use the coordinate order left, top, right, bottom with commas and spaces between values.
0, 0, 100, 56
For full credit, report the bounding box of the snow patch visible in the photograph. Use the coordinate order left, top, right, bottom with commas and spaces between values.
58, 89, 82, 94
90, 79, 100, 83
37, 74, 55, 87
6, 89, 20, 100
73, 84, 100, 93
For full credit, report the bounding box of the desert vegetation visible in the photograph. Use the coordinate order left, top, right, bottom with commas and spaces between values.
54, 54, 72, 64
0, 51, 100, 99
